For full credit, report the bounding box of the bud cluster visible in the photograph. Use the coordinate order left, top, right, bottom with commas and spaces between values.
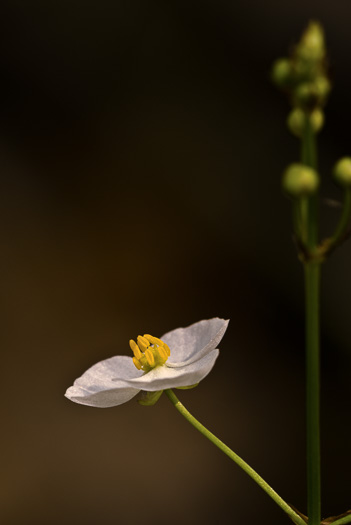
272, 21, 330, 131
274, 22, 351, 260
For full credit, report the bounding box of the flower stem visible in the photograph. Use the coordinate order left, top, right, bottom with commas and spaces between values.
331, 515, 351, 525
304, 262, 321, 525
164, 389, 306, 525
301, 115, 318, 248
301, 116, 321, 525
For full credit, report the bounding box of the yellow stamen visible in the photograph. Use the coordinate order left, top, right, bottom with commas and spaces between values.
145, 349, 155, 366
137, 335, 149, 352
129, 339, 142, 359
132, 357, 142, 370
130, 332, 171, 371
144, 335, 164, 346
158, 347, 167, 361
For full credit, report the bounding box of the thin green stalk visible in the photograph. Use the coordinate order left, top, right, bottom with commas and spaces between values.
304, 262, 321, 525
300, 115, 321, 525
301, 116, 317, 170
164, 389, 306, 525
299, 197, 309, 245
301, 115, 318, 249
330, 514, 351, 525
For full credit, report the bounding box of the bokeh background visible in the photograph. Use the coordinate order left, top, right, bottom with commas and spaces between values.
1, 1, 351, 524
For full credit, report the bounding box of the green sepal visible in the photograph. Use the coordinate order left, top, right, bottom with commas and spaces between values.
138, 390, 163, 406
176, 383, 199, 390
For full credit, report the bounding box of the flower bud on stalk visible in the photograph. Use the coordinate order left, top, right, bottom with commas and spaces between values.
295, 21, 325, 63
271, 58, 295, 88
283, 163, 319, 197
287, 108, 324, 137
272, 21, 330, 115
333, 158, 351, 188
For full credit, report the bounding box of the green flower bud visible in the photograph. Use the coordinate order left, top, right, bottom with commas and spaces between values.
314, 75, 331, 100
333, 158, 351, 188
282, 163, 319, 197
293, 76, 330, 109
287, 108, 324, 137
294, 82, 319, 109
296, 21, 325, 63
310, 108, 324, 132
287, 109, 305, 136
271, 58, 294, 88
294, 82, 317, 107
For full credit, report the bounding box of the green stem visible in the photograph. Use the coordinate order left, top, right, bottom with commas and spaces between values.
304, 261, 321, 525
301, 114, 321, 525
301, 115, 318, 249
164, 389, 306, 525
301, 116, 317, 170
330, 515, 351, 525
299, 197, 309, 245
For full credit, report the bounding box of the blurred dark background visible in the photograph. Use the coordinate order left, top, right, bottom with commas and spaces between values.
1, 1, 350, 524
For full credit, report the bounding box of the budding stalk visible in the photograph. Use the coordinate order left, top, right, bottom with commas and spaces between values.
282, 164, 319, 197
333, 158, 351, 188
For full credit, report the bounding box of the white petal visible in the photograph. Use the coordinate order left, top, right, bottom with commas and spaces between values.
65, 355, 142, 408
120, 349, 219, 391
162, 317, 228, 367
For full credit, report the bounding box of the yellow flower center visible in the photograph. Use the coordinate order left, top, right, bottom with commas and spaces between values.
129, 334, 171, 372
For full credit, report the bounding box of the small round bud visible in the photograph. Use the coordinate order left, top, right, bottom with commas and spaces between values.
296, 21, 325, 63
271, 58, 294, 87
293, 78, 330, 109
287, 108, 324, 137
287, 108, 305, 137
314, 76, 331, 101
310, 108, 324, 132
333, 157, 351, 187
282, 163, 319, 197
294, 82, 317, 108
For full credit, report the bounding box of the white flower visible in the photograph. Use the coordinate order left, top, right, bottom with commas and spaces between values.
65, 317, 229, 408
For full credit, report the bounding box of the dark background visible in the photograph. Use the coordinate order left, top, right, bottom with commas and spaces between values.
1, 1, 350, 524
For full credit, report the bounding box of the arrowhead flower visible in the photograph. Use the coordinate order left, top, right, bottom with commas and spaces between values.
65, 317, 229, 408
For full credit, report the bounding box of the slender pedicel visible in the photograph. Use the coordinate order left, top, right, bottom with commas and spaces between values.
165, 389, 306, 525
